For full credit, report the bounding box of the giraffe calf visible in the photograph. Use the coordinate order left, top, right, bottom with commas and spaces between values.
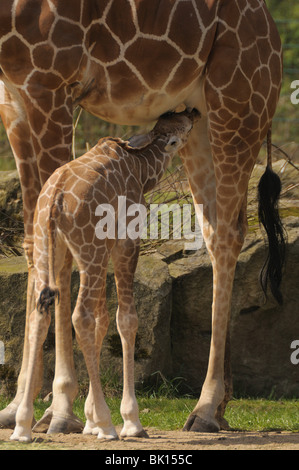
11, 109, 199, 442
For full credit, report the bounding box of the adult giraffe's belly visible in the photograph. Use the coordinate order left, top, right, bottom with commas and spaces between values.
76, 58, 207, 126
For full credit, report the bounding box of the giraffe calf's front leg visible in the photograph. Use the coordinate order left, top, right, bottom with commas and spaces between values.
83, 385, 118, 440
112, 240, 148, 439
116, 298, 148, 438
120, 396, 148, 439
118, 329, 147, 438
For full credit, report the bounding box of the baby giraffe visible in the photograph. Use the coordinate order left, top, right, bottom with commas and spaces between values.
11, 109, 198, 442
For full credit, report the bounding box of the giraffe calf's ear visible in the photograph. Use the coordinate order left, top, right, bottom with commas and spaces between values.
127, 132, 154, 149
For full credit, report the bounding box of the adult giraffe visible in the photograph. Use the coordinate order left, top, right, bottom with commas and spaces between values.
0, 0, 283, 435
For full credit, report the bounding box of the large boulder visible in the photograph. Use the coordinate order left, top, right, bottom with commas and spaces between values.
0, 170, 24, 256
231, 217, 299, 397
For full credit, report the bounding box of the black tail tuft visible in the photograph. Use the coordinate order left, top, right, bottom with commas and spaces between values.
258, 165, 286, 305
37, 287, 59, 314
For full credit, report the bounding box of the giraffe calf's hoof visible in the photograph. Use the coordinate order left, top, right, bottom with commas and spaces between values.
10, 425, 32, 443
131, 429, 149, 439
183, 414, 220, 433
120, 427, 149, 439
97, 426, 119, 440
134, 429, 149, 438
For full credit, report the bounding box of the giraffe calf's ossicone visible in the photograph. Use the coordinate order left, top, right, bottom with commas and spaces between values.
10, 109, 197, 442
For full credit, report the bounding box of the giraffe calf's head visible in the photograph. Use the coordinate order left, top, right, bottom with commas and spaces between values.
128, 108, 200, 154
155, 108, 200, 152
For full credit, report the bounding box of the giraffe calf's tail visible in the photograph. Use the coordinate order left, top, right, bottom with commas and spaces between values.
257, 128, 286, 305
37, 191, 62, 314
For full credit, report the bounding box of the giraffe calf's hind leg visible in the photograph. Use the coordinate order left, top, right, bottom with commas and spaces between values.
10, 305, 51, 442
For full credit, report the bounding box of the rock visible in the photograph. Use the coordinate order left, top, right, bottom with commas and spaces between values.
231, 217, 299, 397
168, 246, 213, 394
0, 170, 23, 221
0, 170, 24, 256
0, 256, 27, 395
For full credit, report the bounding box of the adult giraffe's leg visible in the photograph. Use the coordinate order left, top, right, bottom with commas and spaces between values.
0, 84, 42, 428
112, 239, 148, 438
24, 86, 83, 434
215, 324, 232, 430
183, 160, 251, 432
180, 116, 250, 432
0, 83, 80, 432
181, 4, 281, 429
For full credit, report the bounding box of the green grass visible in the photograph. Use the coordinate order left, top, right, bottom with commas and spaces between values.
1, 395, 299, 434
225, 399, 299, 432
1, 396, 299, 450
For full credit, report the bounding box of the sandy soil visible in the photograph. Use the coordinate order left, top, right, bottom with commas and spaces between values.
1, 427, 299, 450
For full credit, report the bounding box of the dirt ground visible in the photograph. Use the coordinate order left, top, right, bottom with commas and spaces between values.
1, 426, 299, 450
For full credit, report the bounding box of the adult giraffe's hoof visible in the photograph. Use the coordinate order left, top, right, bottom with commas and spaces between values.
47, 414, 84, 434
0, 403, 36, 430
183, 414, 220, 433
0, 404, 18, 429
33, 409, 84, 434
217, 415, 231, 431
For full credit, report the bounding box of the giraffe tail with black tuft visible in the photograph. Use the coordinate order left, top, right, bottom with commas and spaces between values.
37, 190, 61, 314
257, 126, 287, 305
